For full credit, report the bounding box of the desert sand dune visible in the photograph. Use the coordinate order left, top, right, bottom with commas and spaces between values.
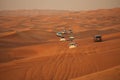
0, 31, 120, 80
0, 30, 16, 37
71, 65, 120, 80
0, 8, 120, 80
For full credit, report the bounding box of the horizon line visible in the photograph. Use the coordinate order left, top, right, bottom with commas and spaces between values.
0, 7, 120, 12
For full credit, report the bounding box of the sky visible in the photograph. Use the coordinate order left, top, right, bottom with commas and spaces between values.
0, 0, 120, 11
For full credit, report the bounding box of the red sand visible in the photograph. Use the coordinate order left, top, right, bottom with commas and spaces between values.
71, 65, 120, 80
0, 8, 120, 80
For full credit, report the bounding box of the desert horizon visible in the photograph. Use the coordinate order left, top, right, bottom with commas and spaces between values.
0, 0, 120, 10
0, 7, 120, 11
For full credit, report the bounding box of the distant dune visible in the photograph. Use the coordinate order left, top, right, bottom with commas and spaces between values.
0, 8, 120, 80
0, 10, 70, 16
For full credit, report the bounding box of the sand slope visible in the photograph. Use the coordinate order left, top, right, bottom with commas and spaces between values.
0, 32, 120, 80
71, 65, 120, 80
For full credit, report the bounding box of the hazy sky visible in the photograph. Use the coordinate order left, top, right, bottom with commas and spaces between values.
0, 0, 120, 11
